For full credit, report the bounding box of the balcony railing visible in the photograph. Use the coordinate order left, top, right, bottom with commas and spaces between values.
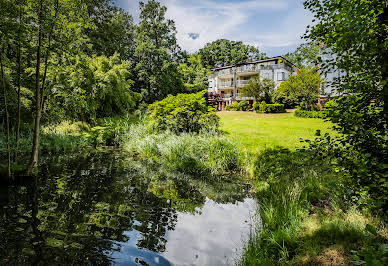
235, 93, 254, 100
217, 68, 234, 76
236, 80, 249, 86
219, 82, 235, 88
236, 66, 259, 73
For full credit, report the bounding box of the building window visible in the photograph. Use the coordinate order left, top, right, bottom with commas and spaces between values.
263, 73, 270, 79
277, 72, 285, 81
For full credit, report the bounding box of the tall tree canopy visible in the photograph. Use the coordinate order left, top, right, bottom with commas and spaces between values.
198, 39, 267, 68
134, 0, 183, 103
178, 54, 211, 93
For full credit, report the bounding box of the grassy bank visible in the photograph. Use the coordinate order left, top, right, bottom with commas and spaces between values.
218, 112, 388, 265
218, 111, 334, 153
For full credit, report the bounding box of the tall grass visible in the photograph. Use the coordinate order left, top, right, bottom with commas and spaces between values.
122, 121, 245, 177
239, 148, 387, 265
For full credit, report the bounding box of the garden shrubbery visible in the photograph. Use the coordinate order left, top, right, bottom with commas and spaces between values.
225, 100, 250, 111
147, 90, 219, 133
253, 101, 285, 113
294, 109, 327, 118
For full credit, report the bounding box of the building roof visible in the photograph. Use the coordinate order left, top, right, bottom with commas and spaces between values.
211, 56, 295, 71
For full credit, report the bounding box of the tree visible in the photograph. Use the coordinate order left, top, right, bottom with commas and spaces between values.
198, 39, 267, 68
304, 0, 387, 210
86, 1, 135, 61
283, 42, 320, 68
240, 76, 275, 103
134, 0, 183, 103
178, 54, 211, 93
26, 0, 91, 174
46, 54, 141, 122
274, 67, 321, 110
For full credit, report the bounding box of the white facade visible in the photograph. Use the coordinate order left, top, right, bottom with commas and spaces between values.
208, 56, 296, 103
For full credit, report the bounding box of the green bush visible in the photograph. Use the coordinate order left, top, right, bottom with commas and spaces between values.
294, 109, 327, 118
238, 100, 250, 111
266, 104, 285, 113
225, 102, 239, 111
258, 101, 267, 113
147, 90, 219, 133
254, 102, 285, 113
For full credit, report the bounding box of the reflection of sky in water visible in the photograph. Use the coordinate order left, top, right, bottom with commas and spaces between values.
111, 198, 257, 266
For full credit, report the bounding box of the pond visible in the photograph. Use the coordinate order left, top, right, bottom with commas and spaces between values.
0, 151, 257, 265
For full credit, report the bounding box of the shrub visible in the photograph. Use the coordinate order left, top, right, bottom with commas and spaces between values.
258, 101, 267, 113
254, 102, 285, 113
147, 90, 219, 133
225, 102, 239, 111
266, 104, 285, 113
238, 100, 250, 111
294, 109, 328, 118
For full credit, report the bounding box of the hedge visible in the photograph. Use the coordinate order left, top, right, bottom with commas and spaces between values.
254, 102, 285, 113
294, 109, 328, 118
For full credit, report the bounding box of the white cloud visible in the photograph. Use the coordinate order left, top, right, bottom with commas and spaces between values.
117, 0, 313, 55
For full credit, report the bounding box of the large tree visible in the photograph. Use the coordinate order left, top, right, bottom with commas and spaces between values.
274, 67, 322, 110
198, 39, 267, 68
240, 76, 275, 103
304, 0, 387, 210
85, 0, 136, 61
134, 0, 183, 103
178, 54, 211, 93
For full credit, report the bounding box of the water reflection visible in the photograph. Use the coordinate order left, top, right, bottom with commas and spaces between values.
0, 151, 255, 265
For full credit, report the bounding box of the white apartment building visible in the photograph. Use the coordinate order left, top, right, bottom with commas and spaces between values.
208, 56, 296, 109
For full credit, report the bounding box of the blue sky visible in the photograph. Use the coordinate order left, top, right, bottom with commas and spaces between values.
114, 0, 313, 56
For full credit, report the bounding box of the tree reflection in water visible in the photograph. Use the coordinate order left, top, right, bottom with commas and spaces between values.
0, 150, 251, 265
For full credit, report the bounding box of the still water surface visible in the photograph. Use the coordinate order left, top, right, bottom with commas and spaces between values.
0, 151, 256, 265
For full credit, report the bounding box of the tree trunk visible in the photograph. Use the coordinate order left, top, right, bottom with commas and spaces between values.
15, 1, 23, 162
0, 47, 11, 178
27, 1, 43, 175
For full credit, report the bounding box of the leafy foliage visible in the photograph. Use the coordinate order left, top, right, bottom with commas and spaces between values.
198, 39, 266, 68
147, 90, 219, 133
274, 67, 322, 110
240, 76, 275, 103
254, 102, 285, 113
304, 0, 388, 211
134, 0, 183, 103
178, 54, 211, 93
294, 109, 328, 119
46, 54, 141, 122
283, 42, 320, 68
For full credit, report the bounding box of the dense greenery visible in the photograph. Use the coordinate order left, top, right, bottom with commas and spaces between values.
295, 109, 328, 119
240, 76, 275, 103
147, 91, 219, 133
240, 147, 386, 265
198, 39, 266, 68
253, 102, 285, 113
225, 101, 250, 111
274, 67, 322, 110
305, 0, 387, 212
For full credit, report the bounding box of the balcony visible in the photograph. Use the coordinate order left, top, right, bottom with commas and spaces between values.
236, 80, 249, 87
235, 93, 254, 101
219, 82, 235, 88
217, 68, 234, 77
236, 66, 259, 73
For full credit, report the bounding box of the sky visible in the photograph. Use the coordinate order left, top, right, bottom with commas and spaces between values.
114, 0, 313, 57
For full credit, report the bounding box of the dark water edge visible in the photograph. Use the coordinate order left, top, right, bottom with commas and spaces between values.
0, 150, 256, 265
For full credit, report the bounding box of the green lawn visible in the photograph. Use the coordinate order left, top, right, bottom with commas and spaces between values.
218, 111, 335, 153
